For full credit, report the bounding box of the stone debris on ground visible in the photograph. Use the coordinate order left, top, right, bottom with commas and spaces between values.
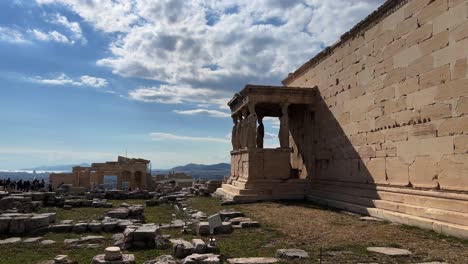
226, 257, 279, 264
0, 212, 56, 234
53, 254, 78, 264
115, 224, 169, 250
181, 253, 221, 264
171, 239, 195, 259
107, 205, 144, 221
143, 255, 178, 264
367, 247, 412, 256
276, 248, 309, 259
23, 236, 43, 243
40, 239, 56, 245
0, 237, 22, 245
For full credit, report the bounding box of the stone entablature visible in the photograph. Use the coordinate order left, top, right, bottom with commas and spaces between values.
49, 156, 152, 191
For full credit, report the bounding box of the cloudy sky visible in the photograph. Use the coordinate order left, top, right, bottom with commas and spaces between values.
0, 0, 384, 169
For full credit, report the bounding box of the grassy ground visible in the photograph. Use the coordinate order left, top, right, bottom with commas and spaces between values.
1, 197, 467, 264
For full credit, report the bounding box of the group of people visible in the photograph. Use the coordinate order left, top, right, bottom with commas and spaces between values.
0, 178, 46, 192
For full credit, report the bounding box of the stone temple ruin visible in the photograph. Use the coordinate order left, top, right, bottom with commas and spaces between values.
217, 0, 468, 239
49, 156, 152, 191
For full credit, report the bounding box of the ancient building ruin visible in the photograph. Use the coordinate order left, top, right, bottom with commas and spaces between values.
49, 156, 152, 190
217, 0, 468, 239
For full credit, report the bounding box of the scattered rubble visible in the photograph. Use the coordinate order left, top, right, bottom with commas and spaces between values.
0, 212, 55, 234
367, 247, 412, 256
276, 249, 309, 259
226, 257, 279, 264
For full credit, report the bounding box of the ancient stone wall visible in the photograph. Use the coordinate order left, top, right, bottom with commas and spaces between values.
284, 0, 468, 192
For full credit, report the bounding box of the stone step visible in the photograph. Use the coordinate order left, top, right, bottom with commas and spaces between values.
374, 199, 468, 226
306, 194, 468, 240
367, 208, 468, 240
312, 184, 468, 214
309, 188, 468, 226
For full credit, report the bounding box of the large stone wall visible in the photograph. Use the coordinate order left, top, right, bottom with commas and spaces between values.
284, 0, 468, 192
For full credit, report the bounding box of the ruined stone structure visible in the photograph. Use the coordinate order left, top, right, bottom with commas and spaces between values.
217, 0, 468, 239
49, 156, 152, 191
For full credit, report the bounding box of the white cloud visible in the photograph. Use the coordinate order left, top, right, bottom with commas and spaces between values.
264, 117, 280, 129
0, 26, 28, 44
50, 13, 87, 44
36, 0, 384, 106
128, 85, 230, 108
173, 109, 230, 118
80, 75, 108, 87
30, 29, 71, 44
30, 73, 108, 88
149, 132, 229, 143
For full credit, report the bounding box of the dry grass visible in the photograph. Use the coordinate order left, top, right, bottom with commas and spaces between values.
238, 201, 468, 264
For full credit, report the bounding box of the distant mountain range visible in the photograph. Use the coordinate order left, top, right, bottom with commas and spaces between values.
170, 163, 230, 171
21, 163, 90, 172
15, 162, 230, 180
154, 163, 230, 180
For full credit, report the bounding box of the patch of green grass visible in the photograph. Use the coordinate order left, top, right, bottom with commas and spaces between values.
39, 207, 108, 222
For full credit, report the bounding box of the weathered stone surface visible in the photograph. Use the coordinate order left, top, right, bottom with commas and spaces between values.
50, 224, 73, 233
227, 258, 279, 264
72, 223, 88, 233
182, 253, 220, 264
88, 222, 103, 233
409, 156, 439, 188
92, 254, 135, 264
143, 255, 177, 264
23, 237, 43, 243
40, 240, 56, 245
276, 249, 309, 259
219, 209, 244, 221
214, 222, 233, 234
196, 222, 210, 236
367, 247, 412, 256
454, 136, 468, 154
0, 237, 21, 245
386, 157, 409, 186
192, 239, 207, 254
172, 239, 194, 259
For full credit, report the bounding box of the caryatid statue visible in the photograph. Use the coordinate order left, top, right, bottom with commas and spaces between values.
256, 116, 264, 148
231, 116, 241, 150
240, 109, 249, 149
247, 105, 257, 148
279, 104, 290, 148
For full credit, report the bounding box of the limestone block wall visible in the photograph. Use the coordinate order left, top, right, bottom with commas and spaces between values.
284, 0, 468, 192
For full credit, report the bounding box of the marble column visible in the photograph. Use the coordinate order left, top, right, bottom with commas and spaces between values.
279, 104, 290, 148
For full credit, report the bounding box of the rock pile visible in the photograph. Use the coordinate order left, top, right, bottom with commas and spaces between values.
191, 180, 222, 196
64, 198, 112, 208
143, 255, 177, 264
145, 191, 191, 207
115, 224, 169, 249
0, 212, 55, 234
107, 204, 144, 221
88, 190, 152, 200
49, 218, 136, 233
276, 249, 309, 259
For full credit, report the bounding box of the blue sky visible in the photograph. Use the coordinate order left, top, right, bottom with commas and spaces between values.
0, 0, 383, 169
